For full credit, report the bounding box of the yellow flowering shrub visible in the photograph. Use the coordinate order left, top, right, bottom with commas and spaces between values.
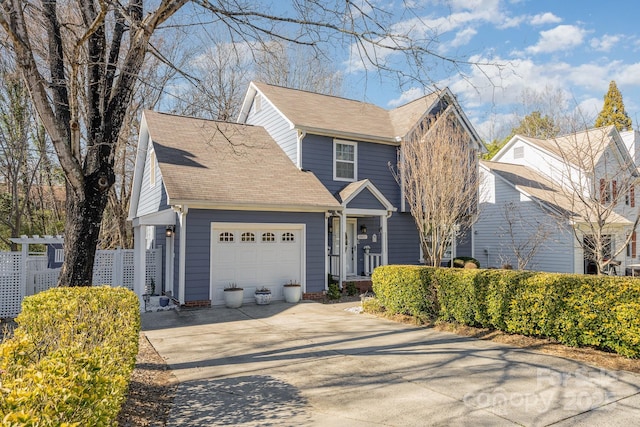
0, 286, 140, 425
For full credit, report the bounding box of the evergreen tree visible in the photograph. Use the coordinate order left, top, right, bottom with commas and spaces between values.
595, 81, 632, 131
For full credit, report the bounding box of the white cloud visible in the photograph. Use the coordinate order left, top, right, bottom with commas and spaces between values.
449, 27, 478, 48
590, 34, 621, 52
526, 25, 587, 54
529, 12, 562, 26
574, 97, 601, 123
615, 63, 640, 86
388, 87, 427, 107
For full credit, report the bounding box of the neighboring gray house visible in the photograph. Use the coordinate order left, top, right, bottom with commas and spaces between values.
477, 126, 637, 274
129, 82, 483, 307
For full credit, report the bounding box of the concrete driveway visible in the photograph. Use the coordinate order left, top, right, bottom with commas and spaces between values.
142, 301, 640, 426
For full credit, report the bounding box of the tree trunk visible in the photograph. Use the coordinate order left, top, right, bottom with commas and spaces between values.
58, 183, 110, 286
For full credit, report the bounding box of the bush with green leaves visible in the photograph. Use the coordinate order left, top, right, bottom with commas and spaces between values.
371, 265, 438, 320
327, 282, 342, 300
0, 286, 141, 425
371, 266, 640, 357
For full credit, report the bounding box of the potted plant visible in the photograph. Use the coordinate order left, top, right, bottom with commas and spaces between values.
223, 283, 244, 308
254, 287, 272, 305
283, 280, 301, 303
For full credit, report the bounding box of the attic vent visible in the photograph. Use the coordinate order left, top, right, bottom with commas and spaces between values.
513, 146, 524, 159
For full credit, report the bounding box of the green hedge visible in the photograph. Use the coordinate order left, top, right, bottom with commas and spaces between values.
372, 266, 640, 358
0, 286, 141, 425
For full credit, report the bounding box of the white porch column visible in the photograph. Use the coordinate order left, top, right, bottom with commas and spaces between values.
133, 225, 147, 312
177, 206, 188, 304
339, 212, 346, 287
324, 212, 330, 290
381, 214, 389, 265
165, 235, 174, 294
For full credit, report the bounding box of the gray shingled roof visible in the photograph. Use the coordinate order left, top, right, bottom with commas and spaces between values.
517, 126, 617, 171
482, 160, 630, 225
144, 111, 341, 210
252, 82, 441, 142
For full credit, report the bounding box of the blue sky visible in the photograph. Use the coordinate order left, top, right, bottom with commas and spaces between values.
340, 0, 640, 141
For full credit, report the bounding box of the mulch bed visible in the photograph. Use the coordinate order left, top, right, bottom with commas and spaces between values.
117, 334, 177, 426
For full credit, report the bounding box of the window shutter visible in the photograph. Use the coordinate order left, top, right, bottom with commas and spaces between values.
633, 231, 637, 258
632, 185, 636, 207
600, 178, 606, 201
612, 180, 618, 200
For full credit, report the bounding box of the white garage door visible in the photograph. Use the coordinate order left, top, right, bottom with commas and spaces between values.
210, 223, 305, 305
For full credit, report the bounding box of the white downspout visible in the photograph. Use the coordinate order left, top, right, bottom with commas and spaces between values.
339, 211, 346, 289
297, 130, 306, 169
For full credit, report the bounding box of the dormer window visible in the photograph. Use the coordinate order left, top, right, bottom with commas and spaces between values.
334, 140, 357, 181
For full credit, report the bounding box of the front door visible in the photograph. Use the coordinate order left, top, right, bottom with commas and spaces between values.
346, 219, 357, 276
332, 218, 358, 276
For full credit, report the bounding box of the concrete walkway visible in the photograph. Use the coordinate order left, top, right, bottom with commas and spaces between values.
142, 301, 640, 426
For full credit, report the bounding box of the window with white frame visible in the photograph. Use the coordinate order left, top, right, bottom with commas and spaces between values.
334, 140, 357, 181
149, 150, 156, 187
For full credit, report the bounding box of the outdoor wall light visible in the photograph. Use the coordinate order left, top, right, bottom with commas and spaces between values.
360, 224, 367, 234
328, 224, 333, 233
165, 226, 175, 238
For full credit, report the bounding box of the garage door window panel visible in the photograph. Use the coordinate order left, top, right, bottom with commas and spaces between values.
262, 232, 275, 242
241, 232, 256, 242
219, 232, 234, 242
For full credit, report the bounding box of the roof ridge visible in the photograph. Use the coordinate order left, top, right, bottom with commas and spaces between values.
145, 110, 259, 128
253, 81, 386, 110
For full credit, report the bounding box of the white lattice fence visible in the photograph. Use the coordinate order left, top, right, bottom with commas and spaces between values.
1, 248, 162, 318
0, 252, 23, 318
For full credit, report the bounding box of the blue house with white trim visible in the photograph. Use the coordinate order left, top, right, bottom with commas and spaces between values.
129, 82, 483, 307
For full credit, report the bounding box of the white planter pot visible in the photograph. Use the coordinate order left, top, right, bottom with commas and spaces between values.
283, 285, 301, 303
224, 289, 244, 308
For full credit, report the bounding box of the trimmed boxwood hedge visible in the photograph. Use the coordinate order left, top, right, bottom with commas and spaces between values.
372, 266, 640, 358
0, 286, 141, 425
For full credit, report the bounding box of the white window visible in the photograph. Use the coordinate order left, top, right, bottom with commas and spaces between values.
54, 249, 64, 263
149, 150, 156, 187
282, 232, 295, 242
334, 140, 357, 181
254, 94, 262, 113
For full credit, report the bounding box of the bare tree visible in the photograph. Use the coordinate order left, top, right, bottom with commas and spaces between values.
498, 201, 555, 270
391, 109, 481, 267
254, 40, 343, 96
545, 125, 639, 275
0, 0, 495, 286
99, 36, 189, 249
0, 56, 61, 249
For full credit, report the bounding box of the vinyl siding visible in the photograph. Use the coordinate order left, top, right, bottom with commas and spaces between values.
476, 167, 574, 272
303, 133, 421, 265
302, 134, 401, 205
137, 140, 168, 216
245, 95, 298, 165
347, 188, 386, 209
181, 209, 326, 302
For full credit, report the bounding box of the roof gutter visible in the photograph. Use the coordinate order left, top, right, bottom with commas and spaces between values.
294, 125, 398, 145
168, 199, 343, 213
